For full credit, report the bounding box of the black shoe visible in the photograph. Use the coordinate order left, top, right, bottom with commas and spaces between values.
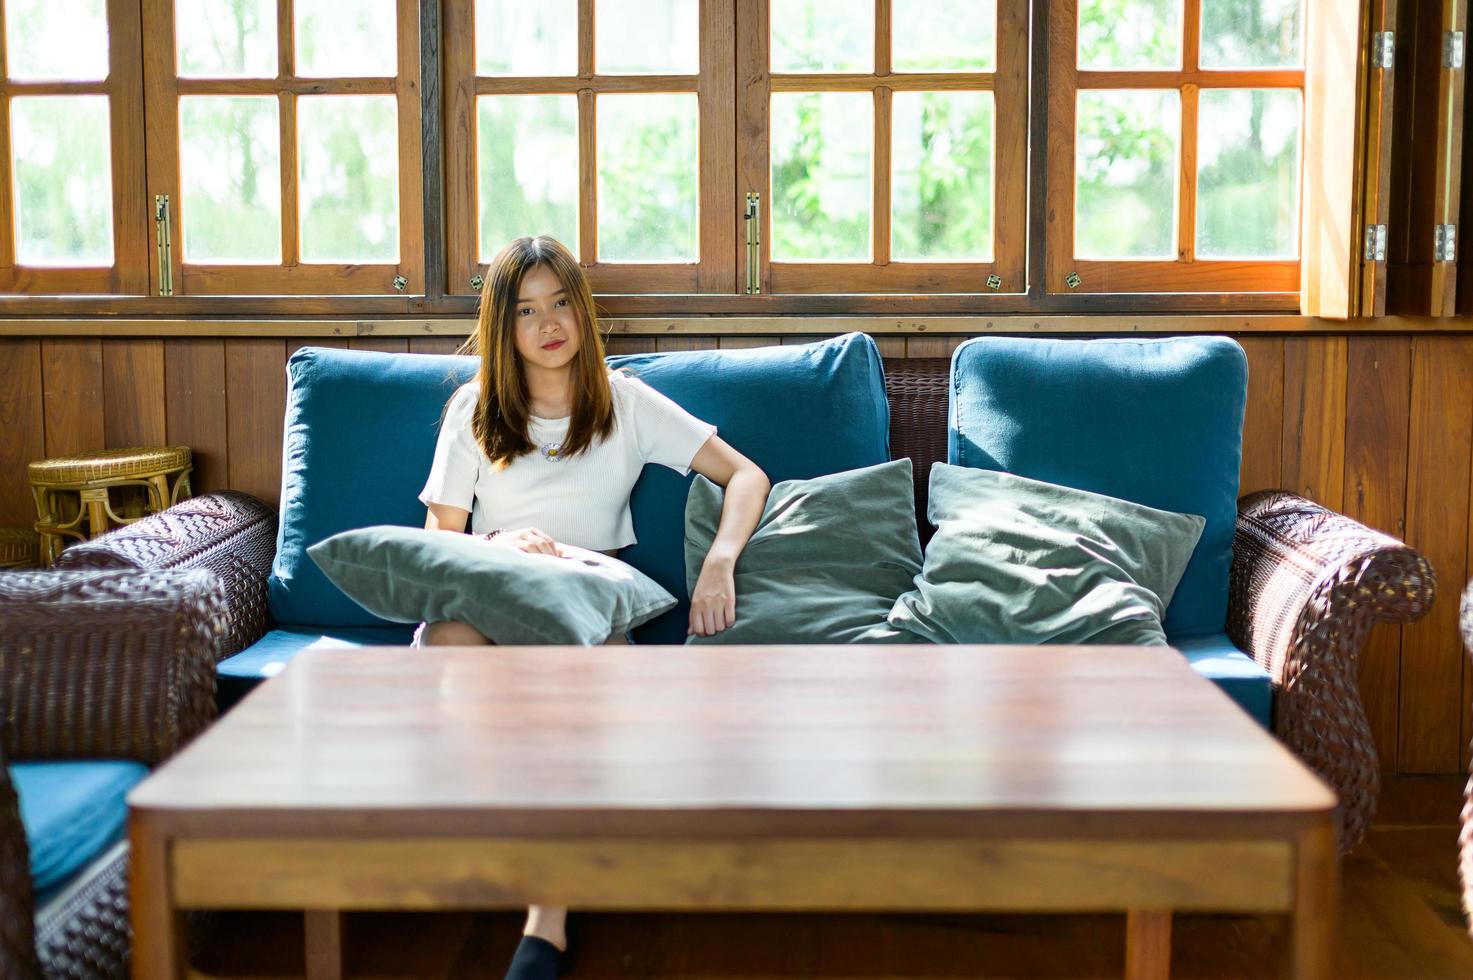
557, 913, 579, 977
505, 935, 562, 980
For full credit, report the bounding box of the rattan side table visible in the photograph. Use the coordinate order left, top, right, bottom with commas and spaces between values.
29, 446, 193, 564
0, 526, 40, 569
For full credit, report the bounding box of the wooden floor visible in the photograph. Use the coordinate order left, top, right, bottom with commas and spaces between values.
192, 777, 1473, 979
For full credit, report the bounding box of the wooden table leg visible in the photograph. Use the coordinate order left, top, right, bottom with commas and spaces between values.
305, 910, 346, 980
1292, 823, 1338, 979
1125, 909, 1172, 980
129, 813, 185, 979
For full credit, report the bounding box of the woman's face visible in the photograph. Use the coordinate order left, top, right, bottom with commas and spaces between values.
510, 263, 582, 373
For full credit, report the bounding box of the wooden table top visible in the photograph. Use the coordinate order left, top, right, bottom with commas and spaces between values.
130, 645, 1335, 839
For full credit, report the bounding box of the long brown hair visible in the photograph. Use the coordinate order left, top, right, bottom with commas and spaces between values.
459, 236, 613, 469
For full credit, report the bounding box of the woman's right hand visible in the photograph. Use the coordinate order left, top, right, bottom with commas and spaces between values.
487, 527, 564, 557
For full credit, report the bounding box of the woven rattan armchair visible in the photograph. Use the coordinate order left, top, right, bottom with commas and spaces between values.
0, 568, 224, 978
1229, 490, 1435, 853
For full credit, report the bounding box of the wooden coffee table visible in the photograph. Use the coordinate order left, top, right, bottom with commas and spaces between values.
129, 645, 1337, 979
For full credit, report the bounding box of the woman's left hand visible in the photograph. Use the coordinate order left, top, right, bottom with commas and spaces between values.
688, 557, 737, 637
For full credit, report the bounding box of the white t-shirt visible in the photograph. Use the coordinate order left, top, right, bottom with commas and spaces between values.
418, 371, 717, 551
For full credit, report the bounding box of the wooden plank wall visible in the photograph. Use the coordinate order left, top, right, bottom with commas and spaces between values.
0, 331, 1470, 775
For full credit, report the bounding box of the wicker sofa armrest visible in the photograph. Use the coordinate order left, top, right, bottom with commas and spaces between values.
0, 747, 39, 980
0, 569, 224, 766
51, 491, 278, 660
1229, 489, 1435, 853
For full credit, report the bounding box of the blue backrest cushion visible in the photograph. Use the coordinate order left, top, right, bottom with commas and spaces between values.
948, 336, 1246, 636
609, 332, 891, 642
271, 335, 890, 636
270, 348, 478, 627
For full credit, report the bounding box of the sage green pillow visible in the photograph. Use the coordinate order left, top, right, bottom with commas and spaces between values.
888, 464, 1206, 646
684, 458, 922, 644
308, 526, 676, 646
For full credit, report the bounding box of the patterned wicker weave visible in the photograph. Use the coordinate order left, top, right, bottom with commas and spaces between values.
0, 568, 224, 979
51, 492, 277, 661
0, 753, 40, 979
1230, 490, 1435, 853
26, 447, 191, 488
0, 569, 223, 764
1459, 579, 1473, 938
882, 358, 951, 544
0, 527, 40, 569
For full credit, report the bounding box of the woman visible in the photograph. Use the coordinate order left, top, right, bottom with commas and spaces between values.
417, 235, 769, 978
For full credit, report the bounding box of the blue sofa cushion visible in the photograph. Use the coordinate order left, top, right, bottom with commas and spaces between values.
11, 760, 148, 898
1171, 632, 1272, 729
949, 336, 1246, 637
270, 348, 478, 628
608, 333, 891, 643
218, 625, 415, 710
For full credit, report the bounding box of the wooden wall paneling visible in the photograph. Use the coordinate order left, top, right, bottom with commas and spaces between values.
905, 337, 964, 358
408, 337, 466, 355
163, 339, 228, 494
1237, 337, 1285, 495
40, 339, 105, 457
225, 341, 287, 507
1466, 438, 1473, 771
655, 337, 718, 352
347, 338, 410, 354
1280, 337, 1348, 511
287, 338, 348, 360
1399, 335, 1473, 773
1343, 337, 1413, 771
103, 339, 167, 448
716, 337, 771, 349
0, 340, 44, 526
604, 338, 656, 354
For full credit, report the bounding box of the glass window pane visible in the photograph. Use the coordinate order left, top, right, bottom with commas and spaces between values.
176, 0, 277, 79
475, 0, 576, 76
892, 91, 992, 261
1078, 0, 1181, 70
179, 95, 281, 263
477, 95, 579, 261
771, 91, 871, 261
1200, 0, 1303, 69
1075, 89, 1179, 259
298, 95, 399, 263
6, 0, 108, 82
892, 0, 995, 72
596, 0, 698, 74
1196, 88, 1300, 258
10, 96, 113, 265
596, 93, 698, 261
771, 0, 873, 73
295, 0, 396, 77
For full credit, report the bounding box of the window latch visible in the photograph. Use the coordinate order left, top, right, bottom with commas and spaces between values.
1372, 32, 1394, 69
1446, 31, 1464, 69
154, 194, 174, 297
744, 192, 761, 295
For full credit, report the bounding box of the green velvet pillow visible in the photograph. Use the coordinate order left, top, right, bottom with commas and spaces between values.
308, 526, 676, 646
684, 458, 922, 644
888, 464, 1206, 646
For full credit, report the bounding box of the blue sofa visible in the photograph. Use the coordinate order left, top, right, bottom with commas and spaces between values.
54, 331, 1433, 857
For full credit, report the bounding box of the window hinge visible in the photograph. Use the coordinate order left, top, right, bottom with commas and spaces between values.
1364, 224, 1387, 262
744, 192, 761, 295
1445, 30, 1464, 69
1435, 224, 1457, 262
1373, 31, 1394, 69
154, 194, 174, 297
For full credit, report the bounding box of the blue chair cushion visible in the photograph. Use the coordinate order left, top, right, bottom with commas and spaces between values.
948, 336, 1246, 637
1171, 632, 1273, 729
217, 625, 415, 710
11, 760, 148, 898
269, 348, 478, 628
608, 333, 891, 643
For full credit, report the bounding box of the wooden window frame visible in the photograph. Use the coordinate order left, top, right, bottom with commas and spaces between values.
443, 0, 735, 296
0, 0, 148, 293
139, 0, 425, 296
732, 0, 1028, 295
1045, 0, 1305, 296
